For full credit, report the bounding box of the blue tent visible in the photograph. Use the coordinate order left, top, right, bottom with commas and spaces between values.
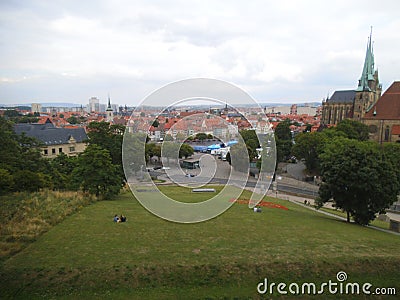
207, 144, 221, 150
193, 145, 208, 152
226, 140, 238, 146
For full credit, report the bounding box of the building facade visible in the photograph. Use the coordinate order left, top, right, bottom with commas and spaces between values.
362, 81, 400, 143
14, 119, 88, 158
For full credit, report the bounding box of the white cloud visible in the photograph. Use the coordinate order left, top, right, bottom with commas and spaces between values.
0, 0, 400, 105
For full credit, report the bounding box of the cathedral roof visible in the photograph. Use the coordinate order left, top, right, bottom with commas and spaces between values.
326, 90, 355, 104
364, 81, 400, 120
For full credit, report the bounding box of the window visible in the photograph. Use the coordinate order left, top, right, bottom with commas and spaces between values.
69, 146, 75, 152
52, 148, 56, 154
44, 149, 48, 155
59, 148, 63, 153
384, 126, 390, 142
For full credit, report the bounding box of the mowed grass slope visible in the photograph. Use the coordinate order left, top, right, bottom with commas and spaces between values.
1, 186, 400, 299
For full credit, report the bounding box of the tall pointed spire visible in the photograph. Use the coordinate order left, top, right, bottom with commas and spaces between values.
107, 93, 112, 110
356, 27, 375, 91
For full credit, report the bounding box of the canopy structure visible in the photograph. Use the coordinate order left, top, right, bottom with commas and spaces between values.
207, 144, 221, 150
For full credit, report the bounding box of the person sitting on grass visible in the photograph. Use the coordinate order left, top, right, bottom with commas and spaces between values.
120, 214, 127, 222
113, 214, 120, 222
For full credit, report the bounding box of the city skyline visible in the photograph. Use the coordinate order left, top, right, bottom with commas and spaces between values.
1, 0, 399, 106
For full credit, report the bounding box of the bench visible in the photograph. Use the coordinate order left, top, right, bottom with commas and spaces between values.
192, 188, 216, 193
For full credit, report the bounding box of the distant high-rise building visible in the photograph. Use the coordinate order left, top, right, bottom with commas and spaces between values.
89, 97, 100, 112
31, 103, 42, 114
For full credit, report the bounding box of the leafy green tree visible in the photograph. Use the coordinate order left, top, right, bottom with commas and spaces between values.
228, 142, 249, 173
303, 124, 312, 132
0, 168, 14, 194
13, 170, 47, 192
67, 116, 78, 124
274, 120, 292, 162
50, 153, 78, 190
292, 132, 325, 172
239, 129, 260, 161
335, 119, 369, 141
275, 119, 292, 140
145, 143, 161, 162
86, 121, 125, 180
195, 133, 208, 140
4, 110, 19, 118
161, 141, 180, 165
72, 144, 123, 198
151, 119, 159, 127
179, 143, 194, 159
382, 143, 400, 193
0, 116, 21, 172
317, 137, 399, 225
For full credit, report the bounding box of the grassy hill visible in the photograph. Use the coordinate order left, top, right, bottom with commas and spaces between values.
1, 186, 400, 299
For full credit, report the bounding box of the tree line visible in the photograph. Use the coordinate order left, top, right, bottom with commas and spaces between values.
0, 118, 197, 199
0, 118, 124, 199
291, 119, 400, 225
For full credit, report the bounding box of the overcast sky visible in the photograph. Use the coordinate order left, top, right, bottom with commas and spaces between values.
0, 0, 399, 106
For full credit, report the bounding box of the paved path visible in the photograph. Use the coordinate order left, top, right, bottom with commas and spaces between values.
262, 190, 400, 237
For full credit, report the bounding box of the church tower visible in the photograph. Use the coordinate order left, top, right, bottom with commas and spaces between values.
106, 95, 113, 123
353, 29, 382, 121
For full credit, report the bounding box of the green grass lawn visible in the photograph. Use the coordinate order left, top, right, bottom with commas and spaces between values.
318, 207, 390, 230
1, 186, 400, 299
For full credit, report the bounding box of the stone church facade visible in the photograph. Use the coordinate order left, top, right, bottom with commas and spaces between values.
321, 32, 382, 126
321, 32, 400, 144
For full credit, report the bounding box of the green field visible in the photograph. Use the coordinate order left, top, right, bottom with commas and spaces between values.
1, 186, 400, 299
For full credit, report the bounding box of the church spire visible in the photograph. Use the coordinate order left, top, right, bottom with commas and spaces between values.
356, 27, 375, 92
107, 94, 112, 110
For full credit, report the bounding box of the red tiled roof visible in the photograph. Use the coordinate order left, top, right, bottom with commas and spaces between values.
364, 81, 400, 120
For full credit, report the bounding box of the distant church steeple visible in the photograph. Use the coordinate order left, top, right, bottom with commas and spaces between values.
356, 27, 376, 92
106, 94, 113, 123
353, 27, 382, 121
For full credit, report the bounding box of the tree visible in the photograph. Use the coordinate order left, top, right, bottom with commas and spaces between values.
239, 129, 260, 161
274, 120, 292, 162
145, 143, 161, 162
13, 170, 47, 192
335, 119, 369, 141
317, 137, 399, 225
275, 119, 292, 140
228, 142, 249, 173
179, 143, 194, 159
195, 133, 208, 140
72, 144, 123, 198
67, 116, 78, 124
382, 143, 400, 193
0, 168, 14, 195
49, 153, 78, 190
161, 141, 180, 165
86, 121, 125, 178
292, 132, 325, 173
